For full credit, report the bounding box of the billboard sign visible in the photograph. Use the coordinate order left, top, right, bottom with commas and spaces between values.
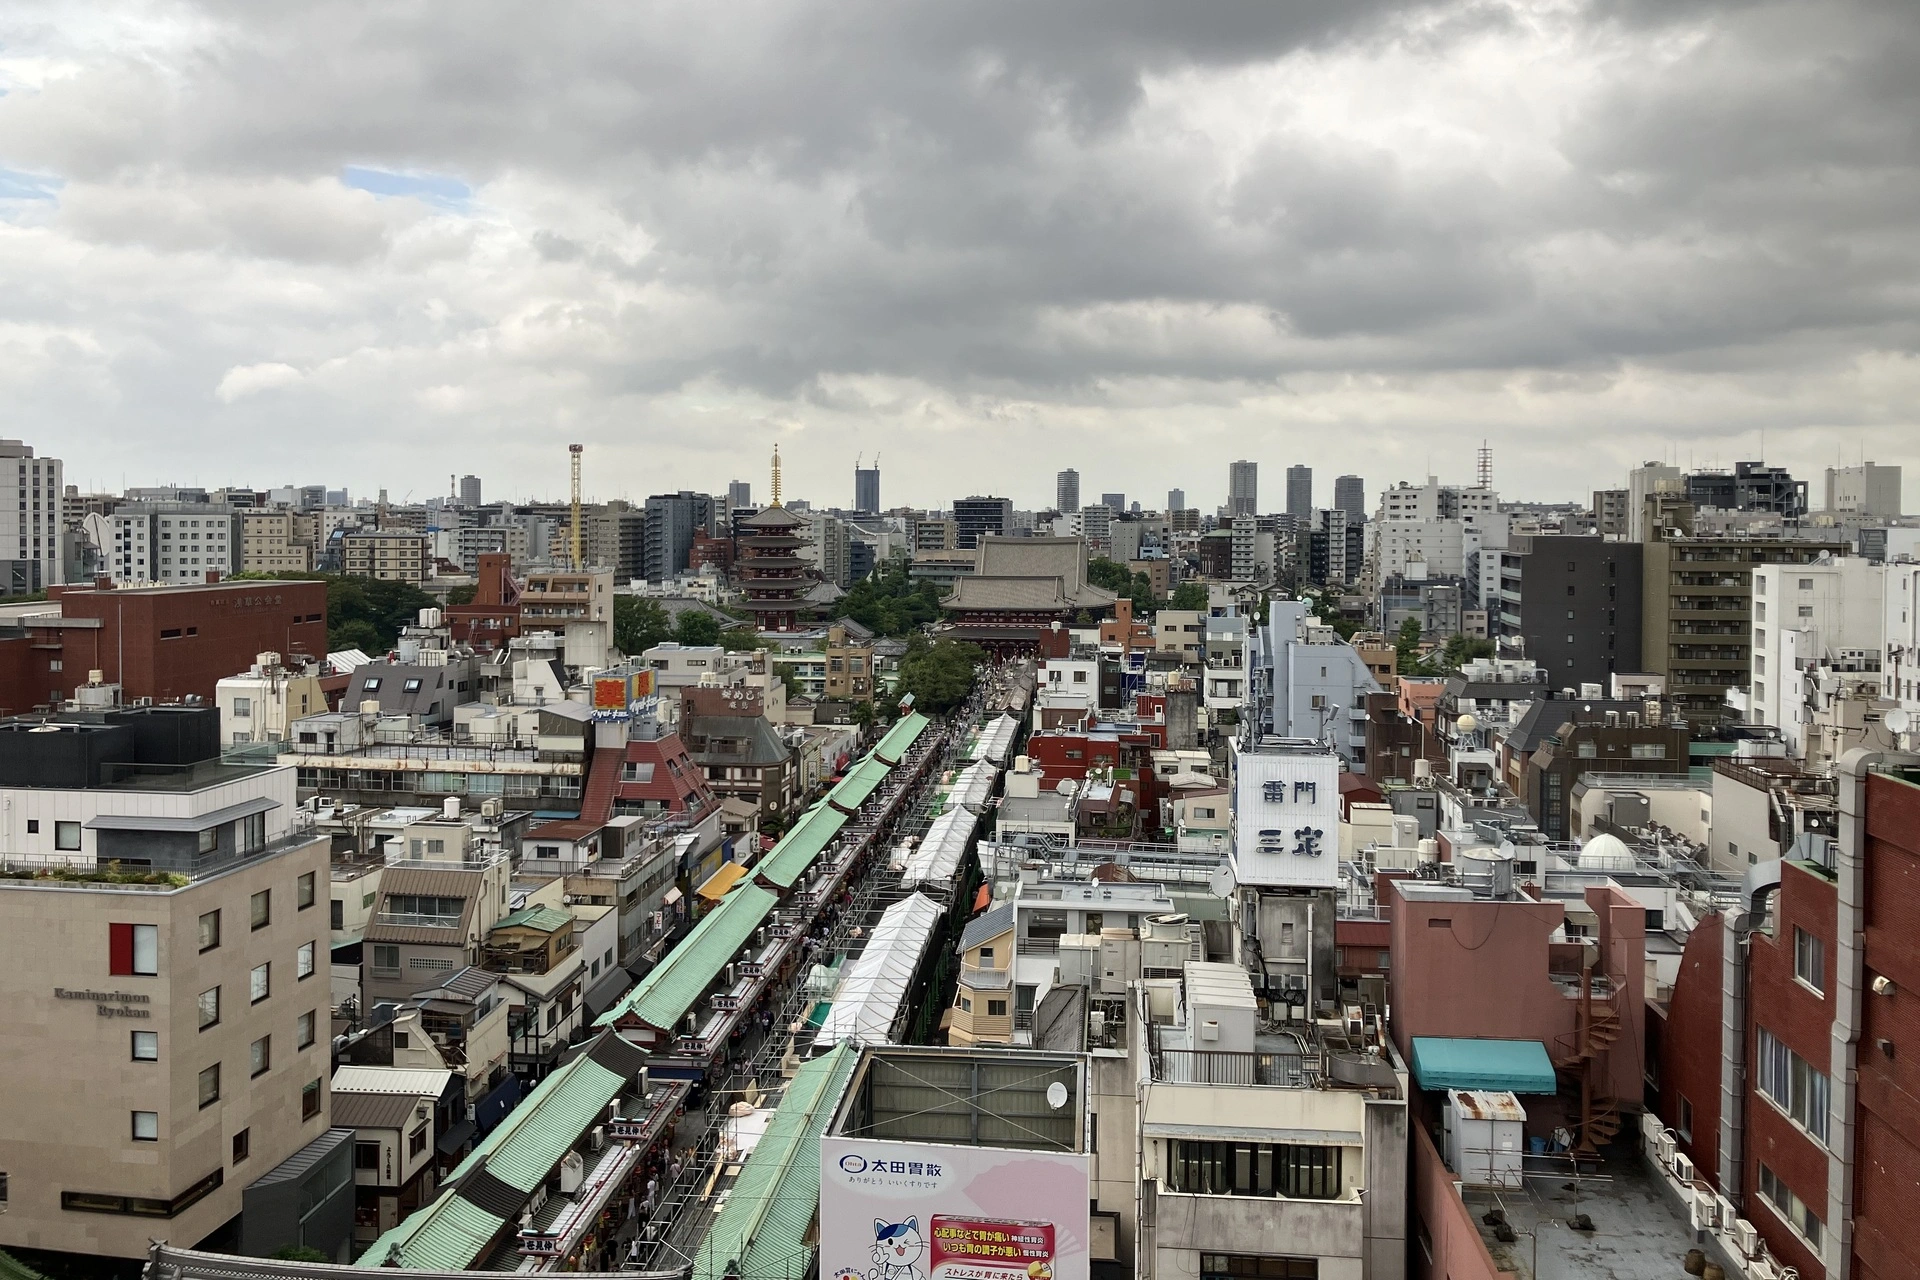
1230, 744, 1341, 889
820, 1138, 1090, 1280
593, 675, 631, 710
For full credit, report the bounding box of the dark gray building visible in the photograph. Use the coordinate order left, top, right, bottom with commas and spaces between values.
952, 495, 1013, 549
1333, 474, 1366, 521
643, 490, 716, 581
1286, 464, 1313, 518
854, 465, 880, 515
1497, 534, 1643, 687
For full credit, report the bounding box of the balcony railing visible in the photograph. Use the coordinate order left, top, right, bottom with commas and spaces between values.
1155, 1047, 1314, 1087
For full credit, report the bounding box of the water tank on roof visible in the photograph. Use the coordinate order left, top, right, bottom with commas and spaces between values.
1578, 832, 1635, 872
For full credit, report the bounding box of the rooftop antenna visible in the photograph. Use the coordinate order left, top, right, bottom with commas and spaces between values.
568, 443, 584, 570
770, 442, 784, 508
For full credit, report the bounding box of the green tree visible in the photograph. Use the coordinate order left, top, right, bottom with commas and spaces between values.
613, 595, 673, 656
271, 1247, 330, 1263
1423, 632, 1496, 676
443, 583, 479, 606
1394, 617, 1425, 675
233, 571, 438, 654
896, 635, 984, 714
838, 552, 944, 637
675, 610, 722, 647
1169, 581, 1210, 612
719, 627, 764, 651
1086, 557, 1133, 594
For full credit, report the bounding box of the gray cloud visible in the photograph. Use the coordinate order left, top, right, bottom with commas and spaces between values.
0, 0, 1915, 509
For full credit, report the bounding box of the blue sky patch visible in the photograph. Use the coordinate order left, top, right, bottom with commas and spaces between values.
0, 167, 63, 201
340, 165, 472, 211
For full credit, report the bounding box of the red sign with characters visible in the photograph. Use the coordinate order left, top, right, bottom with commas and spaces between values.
930, 1216, 1055, 1280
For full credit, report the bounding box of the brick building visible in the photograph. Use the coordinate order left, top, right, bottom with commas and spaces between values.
0, 579, 327, 712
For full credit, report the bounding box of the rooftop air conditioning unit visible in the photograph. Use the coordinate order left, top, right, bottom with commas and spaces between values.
1730, 1219, 1758, 1257
1671, 1152, 1695, 1185
590, 1126, 606, 1152
1688, 1188, 1718, 1232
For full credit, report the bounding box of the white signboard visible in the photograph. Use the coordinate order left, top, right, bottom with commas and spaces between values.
1231, 745, 1341, 889
819, 1137, 1090, 1280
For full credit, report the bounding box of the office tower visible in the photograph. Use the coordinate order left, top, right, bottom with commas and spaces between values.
1100, 492, 1126, 512
952, 496, 1013, 549
727, 480, 752, 510
1228, 461, 1257, 518
0, 440, 64, 593
1333, 475, 1366, 522
458, 474, 482, 507
642, 491, 715, 581
1056, 470, 1080, 514
853, 463, 881, 515
1286, 465, 1313, 519
1167, 489, 1185, 513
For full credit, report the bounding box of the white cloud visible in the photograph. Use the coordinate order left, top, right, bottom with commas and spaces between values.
215, 361, 304, 402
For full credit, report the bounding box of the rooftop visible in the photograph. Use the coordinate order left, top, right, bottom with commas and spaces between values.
1459, 1151, 1722, 1280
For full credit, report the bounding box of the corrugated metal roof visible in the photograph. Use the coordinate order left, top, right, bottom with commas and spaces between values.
595, 884, 778, 1031
333, 1066, 453, 1098
492, 905, 576, 934
692, 1045, 859, 1280
443, 1053, 626, 1193
332, 1091, 432, 1133
356, 1192, 507, 1271
827, 756, 893, 811
872, 712, 930, 762
753, 804, 848, 889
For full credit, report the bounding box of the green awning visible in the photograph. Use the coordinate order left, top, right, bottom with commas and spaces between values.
1409, 1037, 1558, 1094
872, 711, 930, 763
595, 884, 778, 1030
827, 756, 894, 812
692, 1044, 859, 1280
754, 803, 849, 889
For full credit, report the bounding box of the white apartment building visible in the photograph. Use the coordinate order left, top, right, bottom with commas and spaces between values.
216, 652, 330, 749
109, 504, 239, 586
1823, 462, 1902, 517
0, 439, 64, 592
1741, 558, 1887, 756
1257, 601, 1380, 765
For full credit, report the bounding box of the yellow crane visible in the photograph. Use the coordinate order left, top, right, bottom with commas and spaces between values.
569, 443, 584, 570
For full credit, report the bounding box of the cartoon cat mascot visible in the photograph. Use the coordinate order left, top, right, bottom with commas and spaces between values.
870, 1217, 927, 1280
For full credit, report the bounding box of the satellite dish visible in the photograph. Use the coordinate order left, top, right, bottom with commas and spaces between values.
1208, 864, 1236, 899
1045, 1081, 1069, 1111
1887, 708, 1912, 736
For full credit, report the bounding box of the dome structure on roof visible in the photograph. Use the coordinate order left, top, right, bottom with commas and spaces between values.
1577, 831, 1635, 871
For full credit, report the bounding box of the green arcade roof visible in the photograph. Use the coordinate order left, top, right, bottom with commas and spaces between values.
595, 884, 778, 1030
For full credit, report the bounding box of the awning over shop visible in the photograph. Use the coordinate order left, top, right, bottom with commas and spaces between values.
1408, 1037, 1558, 1095
695, 861, 749, 902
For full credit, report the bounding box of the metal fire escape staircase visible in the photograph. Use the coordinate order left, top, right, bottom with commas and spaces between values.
1551, 942, 1626, 1155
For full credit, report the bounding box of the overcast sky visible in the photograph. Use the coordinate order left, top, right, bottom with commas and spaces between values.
3, 1, 1915, 513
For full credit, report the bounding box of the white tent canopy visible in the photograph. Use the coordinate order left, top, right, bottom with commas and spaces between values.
902, 808, 976, 888
972, 714, 1021, 765
950, 760, 1001, 813
816, 892, 942, 1048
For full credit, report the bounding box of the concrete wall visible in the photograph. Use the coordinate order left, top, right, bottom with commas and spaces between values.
0, 836, 334, 1259
1708, 766, 1775, 871
1410, 1123, 1501, 1280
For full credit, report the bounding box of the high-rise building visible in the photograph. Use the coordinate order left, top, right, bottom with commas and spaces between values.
1166, 488, 1185, 513
952, 496, 1013, 549
853, 463, 880, 515
1286, 464, 1313, 518
1055, 469, 1080, 514
1100, 492, 1126, 513
727, 480, 752, 510
0, 439, 63, 594
458, 474, 482, 507
107, 504, 240, 586
1227, 460, 1257, 518
1333, 475, 1366, 522
642, 491, 715, 582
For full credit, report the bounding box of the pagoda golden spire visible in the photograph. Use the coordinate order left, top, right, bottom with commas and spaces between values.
770, 441, 783, 508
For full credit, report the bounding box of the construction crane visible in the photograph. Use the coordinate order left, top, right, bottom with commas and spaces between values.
569, 443, 584, 570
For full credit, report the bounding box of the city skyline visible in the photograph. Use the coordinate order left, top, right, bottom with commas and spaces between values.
5, 2, 1914, 506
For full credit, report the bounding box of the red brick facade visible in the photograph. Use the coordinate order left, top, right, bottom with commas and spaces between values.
1854, 772, 1920, 1280
1650, 915, 1724, 1180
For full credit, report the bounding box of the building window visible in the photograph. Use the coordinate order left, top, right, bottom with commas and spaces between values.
1776, 927, 1823, 1000
55, 820, 82, 851
354, 1142, 380, 1171
1201, 1257, 1318, 1280
978, 946, 994, 964
198, 1063, 220, 1109
295, 1009, 317, 1050
231, 696, 251, 718
409, 1125, 429, 1157
197, 909, 221, 952
1166, 1140, 1344, 1200
250, 1036, 271, 1077
958, 994, 973, 1013
1757, 1027, 1829, 1144
1758, 1163, 1823, 1249
986, 999, 1008, 1017
297, 941, 317, 980
110, 923, 160, 976
1630, 743, 1667, 760
232, 1128, 250, 1165
198, 986, 220, 1030
1677, 1095, 1693, 1142
372, 944, 400, 976
297, 872, 316, 910
132, 1111, 160, 1142
132, 1030, 159, 1061
302, 1078, 322, 1120
1577, 741, 1597, 758
251, 889, 271, 930
331, 899, 344, 930
250, 963, 270, 1004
